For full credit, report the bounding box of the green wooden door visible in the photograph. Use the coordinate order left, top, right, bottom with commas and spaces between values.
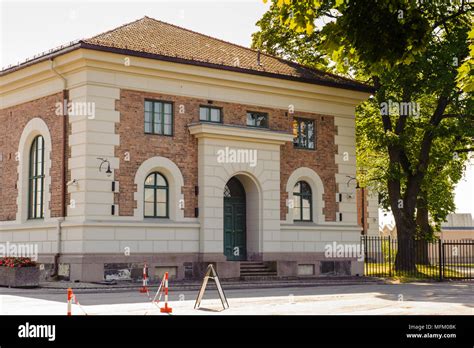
223, 178, 247, 261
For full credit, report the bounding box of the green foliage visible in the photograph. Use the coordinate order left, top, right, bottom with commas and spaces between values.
251, 3, 329, 70
266, 0, 473, 76
457, 25, 474, 92
381, 239, 397, 263
254, 0, 474, 239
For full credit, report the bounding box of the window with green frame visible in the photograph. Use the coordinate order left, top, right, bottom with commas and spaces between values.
28, 135, 45, 219
293, 118, 315, 149
199, 106, 221, 123
293, 181, 312, 222
144, 172, 169, 218
144, 100, 173, 135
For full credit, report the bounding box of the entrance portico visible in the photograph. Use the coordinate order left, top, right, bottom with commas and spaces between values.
189, 123, 293, 267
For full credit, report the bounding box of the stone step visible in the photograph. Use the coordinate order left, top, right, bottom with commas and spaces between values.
240, 262, 266, 266
241, 268, 274, 273
240, 272, 277, 276
240, 268, 275, 272
240, 268, 272, 273
240, 261, 275, 278
240, 266, 271, 269
240, 275, 280, 281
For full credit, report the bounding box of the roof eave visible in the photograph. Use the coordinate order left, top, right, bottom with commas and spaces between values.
79, 42, 375, 94
0, 43, 82, 76
1, 41, 375, 94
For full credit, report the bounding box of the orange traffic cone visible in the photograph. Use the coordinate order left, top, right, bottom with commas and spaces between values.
139, 262, 149, 293
67, 288, 73, 316
160, 272, 172, 313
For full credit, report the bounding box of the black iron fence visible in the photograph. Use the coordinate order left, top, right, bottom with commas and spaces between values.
362, 236, 474, 280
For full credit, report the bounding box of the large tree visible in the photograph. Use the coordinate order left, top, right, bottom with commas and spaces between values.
254, 0, 473, 270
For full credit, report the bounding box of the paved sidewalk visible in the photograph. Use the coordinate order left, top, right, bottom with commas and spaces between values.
37, 276, 384, 293
0, 281, 472, 315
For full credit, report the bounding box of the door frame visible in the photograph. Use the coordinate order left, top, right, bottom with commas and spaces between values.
223, 178, 247, 261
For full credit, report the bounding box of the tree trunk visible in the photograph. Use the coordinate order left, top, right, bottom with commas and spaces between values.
416, 195, 433, 238
415, 194, 432, 264
389, 179, 418, 272
394, 217, 418, 272
380, 87, 448, 275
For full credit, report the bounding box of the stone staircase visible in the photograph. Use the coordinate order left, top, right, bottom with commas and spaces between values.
240, 261, 277, 280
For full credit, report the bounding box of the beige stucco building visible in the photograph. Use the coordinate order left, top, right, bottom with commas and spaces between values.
0, 17, 374, 281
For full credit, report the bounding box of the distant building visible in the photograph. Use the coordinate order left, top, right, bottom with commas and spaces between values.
439, 213, 474, 241
379, 223, 397, 238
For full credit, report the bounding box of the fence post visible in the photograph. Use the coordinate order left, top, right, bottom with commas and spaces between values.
388, 235, 392, 277
364, 236, 368, 276
438, 239, 443, 281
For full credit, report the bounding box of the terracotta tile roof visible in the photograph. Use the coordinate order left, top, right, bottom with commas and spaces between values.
2, 16, 373, 92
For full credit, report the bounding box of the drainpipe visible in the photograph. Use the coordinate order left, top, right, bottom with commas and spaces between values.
361, 187, 366, 235
50, 58, 68, 277
54, 217, 64, 276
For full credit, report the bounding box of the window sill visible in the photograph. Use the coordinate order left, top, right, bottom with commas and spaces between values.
198, 120, 222, 124
293, 146, 316, 151
144, 133, 174, 137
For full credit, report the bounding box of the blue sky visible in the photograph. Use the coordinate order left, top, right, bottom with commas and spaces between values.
1, 0, 472, 219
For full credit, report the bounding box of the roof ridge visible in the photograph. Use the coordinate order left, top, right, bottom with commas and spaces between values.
2, 15, 373, 92
141, 16, 367, 86
81, 16, 149, 43
144, 16, 264, 56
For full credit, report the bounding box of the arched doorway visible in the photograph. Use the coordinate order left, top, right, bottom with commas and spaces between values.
223, 177, 247, 261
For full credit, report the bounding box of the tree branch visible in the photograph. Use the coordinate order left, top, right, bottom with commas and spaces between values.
403, 94, 450, 214
432, 3, 473, 29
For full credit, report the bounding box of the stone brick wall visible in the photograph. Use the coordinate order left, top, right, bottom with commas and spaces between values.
1, 89, 338, 223
115, 90, 199, 217
280, 113, 338, 221
0, 92, 67, 221
116, 89, 338, 221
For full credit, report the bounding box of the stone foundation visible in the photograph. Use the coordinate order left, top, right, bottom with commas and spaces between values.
38, 253, 363, 282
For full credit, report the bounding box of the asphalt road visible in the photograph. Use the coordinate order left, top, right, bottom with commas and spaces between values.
0, 281, 472, 311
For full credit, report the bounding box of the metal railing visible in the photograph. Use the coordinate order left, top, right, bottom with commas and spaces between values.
362, 236, 474, 280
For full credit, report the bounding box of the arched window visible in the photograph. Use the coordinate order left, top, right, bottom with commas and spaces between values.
28, 135, 45, 219
293, 181, 312, 222
224, 177, 246, 199
144, 172, 169, 218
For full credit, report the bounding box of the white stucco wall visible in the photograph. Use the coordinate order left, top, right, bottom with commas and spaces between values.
366, 190, 380, 236
67, 84, 120, 220
193, 133, 285, 254
0, 48, 368, 257
334, 116, 358, 224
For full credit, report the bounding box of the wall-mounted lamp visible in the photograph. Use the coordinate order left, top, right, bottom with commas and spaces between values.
97, 157, 112, 177
346, 175, 367, 235
66, 179, 78, 187
346, 175, 360, 189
